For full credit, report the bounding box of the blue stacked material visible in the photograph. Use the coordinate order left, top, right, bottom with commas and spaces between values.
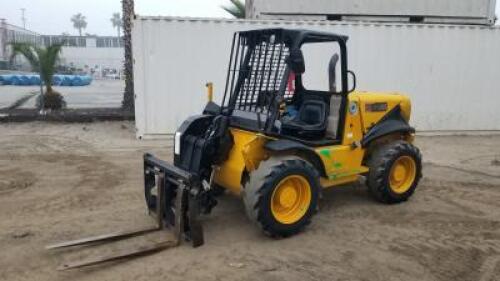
72, 76, 83, 86
60, 75, 74, 86
1, 75, 12, 85
20, 75, 31, 85
29, 75, 41, 85
52, 75, 62, 86
72, 75, 92, 86
11, 75, 21, 85
0, 74, 93, 86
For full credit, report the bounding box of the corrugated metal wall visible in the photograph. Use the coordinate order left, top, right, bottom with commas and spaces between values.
247, 0, 497, 25
132, 17, 500, 138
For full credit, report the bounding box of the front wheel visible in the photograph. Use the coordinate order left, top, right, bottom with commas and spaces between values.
242, 156, 320, 237
367, 141, 422, 204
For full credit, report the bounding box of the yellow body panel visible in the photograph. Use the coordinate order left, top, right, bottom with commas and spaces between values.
213, 128, 270, 194
316, 93, 367, 186
350, 91, 411, 133
214, 91, 412, 193
317, 92, 411, 186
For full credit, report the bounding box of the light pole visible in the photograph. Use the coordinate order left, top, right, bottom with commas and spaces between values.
20, 8, 26, 29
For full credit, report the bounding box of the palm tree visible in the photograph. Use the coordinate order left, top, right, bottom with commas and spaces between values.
9, 42, 65, 110
111, 13, 122, 38
71, 13, 87, 37
121, 0, 135, 111
221, 0, 246, 19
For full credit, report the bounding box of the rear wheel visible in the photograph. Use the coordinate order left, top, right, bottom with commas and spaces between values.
242, 156, 320, 237
367, 141, 422, 204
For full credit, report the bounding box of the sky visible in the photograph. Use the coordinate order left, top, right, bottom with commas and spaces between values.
0, 0, 231, 36
0, 0, 499, 36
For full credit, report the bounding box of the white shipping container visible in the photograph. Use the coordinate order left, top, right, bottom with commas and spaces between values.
246, 0, 497, 25
132, 16, 500, 138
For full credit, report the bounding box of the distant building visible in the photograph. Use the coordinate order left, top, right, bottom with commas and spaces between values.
0, 19, 41, 69
41, 35, 123, 48
0, 19, 123, 77
41, 35, 124, 77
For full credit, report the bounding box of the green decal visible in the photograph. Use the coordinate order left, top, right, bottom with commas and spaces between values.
320, 149, 332, 159
333, 162, 343, 169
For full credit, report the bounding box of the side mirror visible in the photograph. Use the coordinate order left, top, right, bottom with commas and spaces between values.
347, 70, 356, 93
287, 48, 305, 74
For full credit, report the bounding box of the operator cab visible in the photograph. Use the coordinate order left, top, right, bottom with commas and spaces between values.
280, 50, 342, 140
220, 28, 355, 146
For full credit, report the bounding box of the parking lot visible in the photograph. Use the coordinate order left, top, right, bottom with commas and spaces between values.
0, 79, 124, 109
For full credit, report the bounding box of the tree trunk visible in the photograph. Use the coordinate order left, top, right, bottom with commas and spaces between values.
117, 26, 121, 38
78, 28, 82, 37
46, 84, 53, 94
121, 0, 135, 112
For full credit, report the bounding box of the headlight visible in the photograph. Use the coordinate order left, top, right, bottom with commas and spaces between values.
174, 131, 182, 155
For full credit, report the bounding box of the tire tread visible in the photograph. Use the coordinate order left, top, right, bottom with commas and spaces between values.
242, 156, 319, 237
367, 141, 422, 204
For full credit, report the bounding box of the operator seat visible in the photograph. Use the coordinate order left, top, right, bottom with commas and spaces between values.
281, 93, 329, 139
281, 53, 341, 140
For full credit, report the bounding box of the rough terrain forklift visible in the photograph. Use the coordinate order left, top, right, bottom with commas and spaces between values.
48, 28, 422, 269
144, 28, 422, 244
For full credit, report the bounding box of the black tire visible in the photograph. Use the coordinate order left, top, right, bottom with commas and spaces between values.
211, 184, 226, 197
367, 140, 422, 204
242, 156, 320, 237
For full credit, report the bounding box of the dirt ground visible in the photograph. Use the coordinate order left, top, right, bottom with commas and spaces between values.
0, 122, 499, 281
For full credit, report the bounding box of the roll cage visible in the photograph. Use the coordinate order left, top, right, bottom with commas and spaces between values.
220, 28, 351, 143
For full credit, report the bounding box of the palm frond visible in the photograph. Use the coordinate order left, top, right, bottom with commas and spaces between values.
231, 0, 245, 12
221, 0, 245, 18
9, 42, 39, 70
10, 42, 62, 93
111, 13, 122, 27
36, 43, 63, 88
71, 13, 87, 29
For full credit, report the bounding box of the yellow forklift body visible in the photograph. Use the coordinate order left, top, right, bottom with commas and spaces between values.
213, 129, 271, 194
214, 92, 412, 194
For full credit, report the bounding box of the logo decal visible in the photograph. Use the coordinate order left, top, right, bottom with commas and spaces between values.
349, 102, 358, 115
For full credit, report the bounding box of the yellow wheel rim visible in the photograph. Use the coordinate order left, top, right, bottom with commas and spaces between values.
271, 175, 311, 225
389, 156, 417, 194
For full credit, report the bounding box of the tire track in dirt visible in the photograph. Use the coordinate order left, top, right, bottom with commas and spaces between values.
478, 255, 500, 281
0, 135, 126, 220
310, 175, 500, 281
0, 169, 36, 194
14, 154, 125, 216
1, 126, 498, 281
425, 162, 500, 179
389, 242, 491, 281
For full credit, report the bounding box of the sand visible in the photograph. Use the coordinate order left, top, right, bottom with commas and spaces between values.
0, 121, 499, 281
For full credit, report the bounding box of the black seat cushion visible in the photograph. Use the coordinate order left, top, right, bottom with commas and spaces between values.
301, 102, 324, 125
281, 98, 328, 139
